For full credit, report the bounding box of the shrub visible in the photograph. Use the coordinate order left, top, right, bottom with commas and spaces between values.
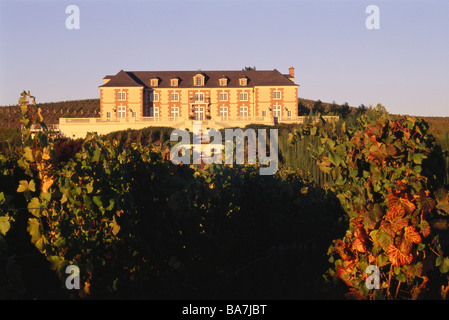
290, 105, 449, 299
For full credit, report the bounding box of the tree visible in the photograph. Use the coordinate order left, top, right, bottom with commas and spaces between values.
356, 104, 367, 116
339, 102, 351, 118
298, 101, 308, 116
312, 100, 324, 114
330, 101, 339, 115
242, 66, 256, 71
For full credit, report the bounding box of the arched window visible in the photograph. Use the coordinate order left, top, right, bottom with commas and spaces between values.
194, 74, 205, 86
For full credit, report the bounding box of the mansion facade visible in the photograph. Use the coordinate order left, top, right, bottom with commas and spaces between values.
57, 67, 337, 138
100, 67, 298, 124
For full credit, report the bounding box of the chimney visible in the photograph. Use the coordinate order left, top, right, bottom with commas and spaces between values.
288, 66, 295, 80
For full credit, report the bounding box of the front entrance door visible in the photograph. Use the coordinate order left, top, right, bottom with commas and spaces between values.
194, 106, 205, 121
273, 105, 282, 118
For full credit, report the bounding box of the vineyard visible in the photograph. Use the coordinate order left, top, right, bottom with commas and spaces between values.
0, 99, 99, 129
0, 92, 448, 299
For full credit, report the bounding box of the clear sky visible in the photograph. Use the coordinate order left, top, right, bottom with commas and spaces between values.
0, 0, 448, 116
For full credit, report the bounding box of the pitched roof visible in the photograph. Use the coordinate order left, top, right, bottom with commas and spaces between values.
100, 69, 297, 88
101, 70, 144, 87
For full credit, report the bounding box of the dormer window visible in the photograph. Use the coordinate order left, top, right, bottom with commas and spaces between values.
194, 74, 205, 86
239, 77, 248, 86
219, 77, 228, 86
150, 78, 159, 87
171, 78, 179, 87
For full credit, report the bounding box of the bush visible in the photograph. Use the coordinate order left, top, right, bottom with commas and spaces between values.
291, 106, 449, 299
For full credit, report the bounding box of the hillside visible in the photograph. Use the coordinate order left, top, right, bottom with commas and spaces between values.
0, 99, 100, 129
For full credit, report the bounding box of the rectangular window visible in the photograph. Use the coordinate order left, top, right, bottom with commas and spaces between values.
239, 92, 248, 101
195, 77, 203, 86
219, 92, 228, 101
132, 112, 137, 117
106, 112, 111, 119
117, 92, 126, 101
170, 93, 179, 102
219, 106, 228, 119
261, 111, 267, 117
150, 92, 159, 102
272, 91, 281, 100
117, 106, 126, 118
239, 106, 248, 118
150, 107, 159, 118
194, 92, 204, 102
287, 110, 292, 118
170, 107, 179, 119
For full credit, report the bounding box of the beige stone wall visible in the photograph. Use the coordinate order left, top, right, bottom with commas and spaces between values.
255, 86, 298, 118
58, 115, 339, 139
100, 86, 144, 119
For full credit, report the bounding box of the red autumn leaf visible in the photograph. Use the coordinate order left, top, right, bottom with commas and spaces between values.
366, 123, 383, 138
419, 220, 431, 238
336, 265, 354, 288
392, 217, 409, 233
383, 215, 409, 234
351, 220, 368, 253
367, 145, 387, 163
387, 193, 416, 219
387, 244, 413, 267
386, 144, 398, 157
399, 237, 413, 256
352, 220, 366, 238
417, 190, 436, 214
352, 238, 367, 253
380, 220, 396, 238
404, 226, 421, 244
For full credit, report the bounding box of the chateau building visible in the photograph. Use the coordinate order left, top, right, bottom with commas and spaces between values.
57, 67, 338, 138
99, 67, 298, 124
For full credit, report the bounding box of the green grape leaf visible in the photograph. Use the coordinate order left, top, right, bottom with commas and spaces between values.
24, 147, 35, 162
0, 216, 11, 236
17, 180, 29, 193
27, 218, 41, 243
438, 257, 449, 274
28, 197, 41, 217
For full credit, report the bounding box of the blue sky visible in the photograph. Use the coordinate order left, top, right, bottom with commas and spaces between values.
0, 0, 448, 116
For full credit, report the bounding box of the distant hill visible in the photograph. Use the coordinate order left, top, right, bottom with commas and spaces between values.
0, 99, 100, 129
